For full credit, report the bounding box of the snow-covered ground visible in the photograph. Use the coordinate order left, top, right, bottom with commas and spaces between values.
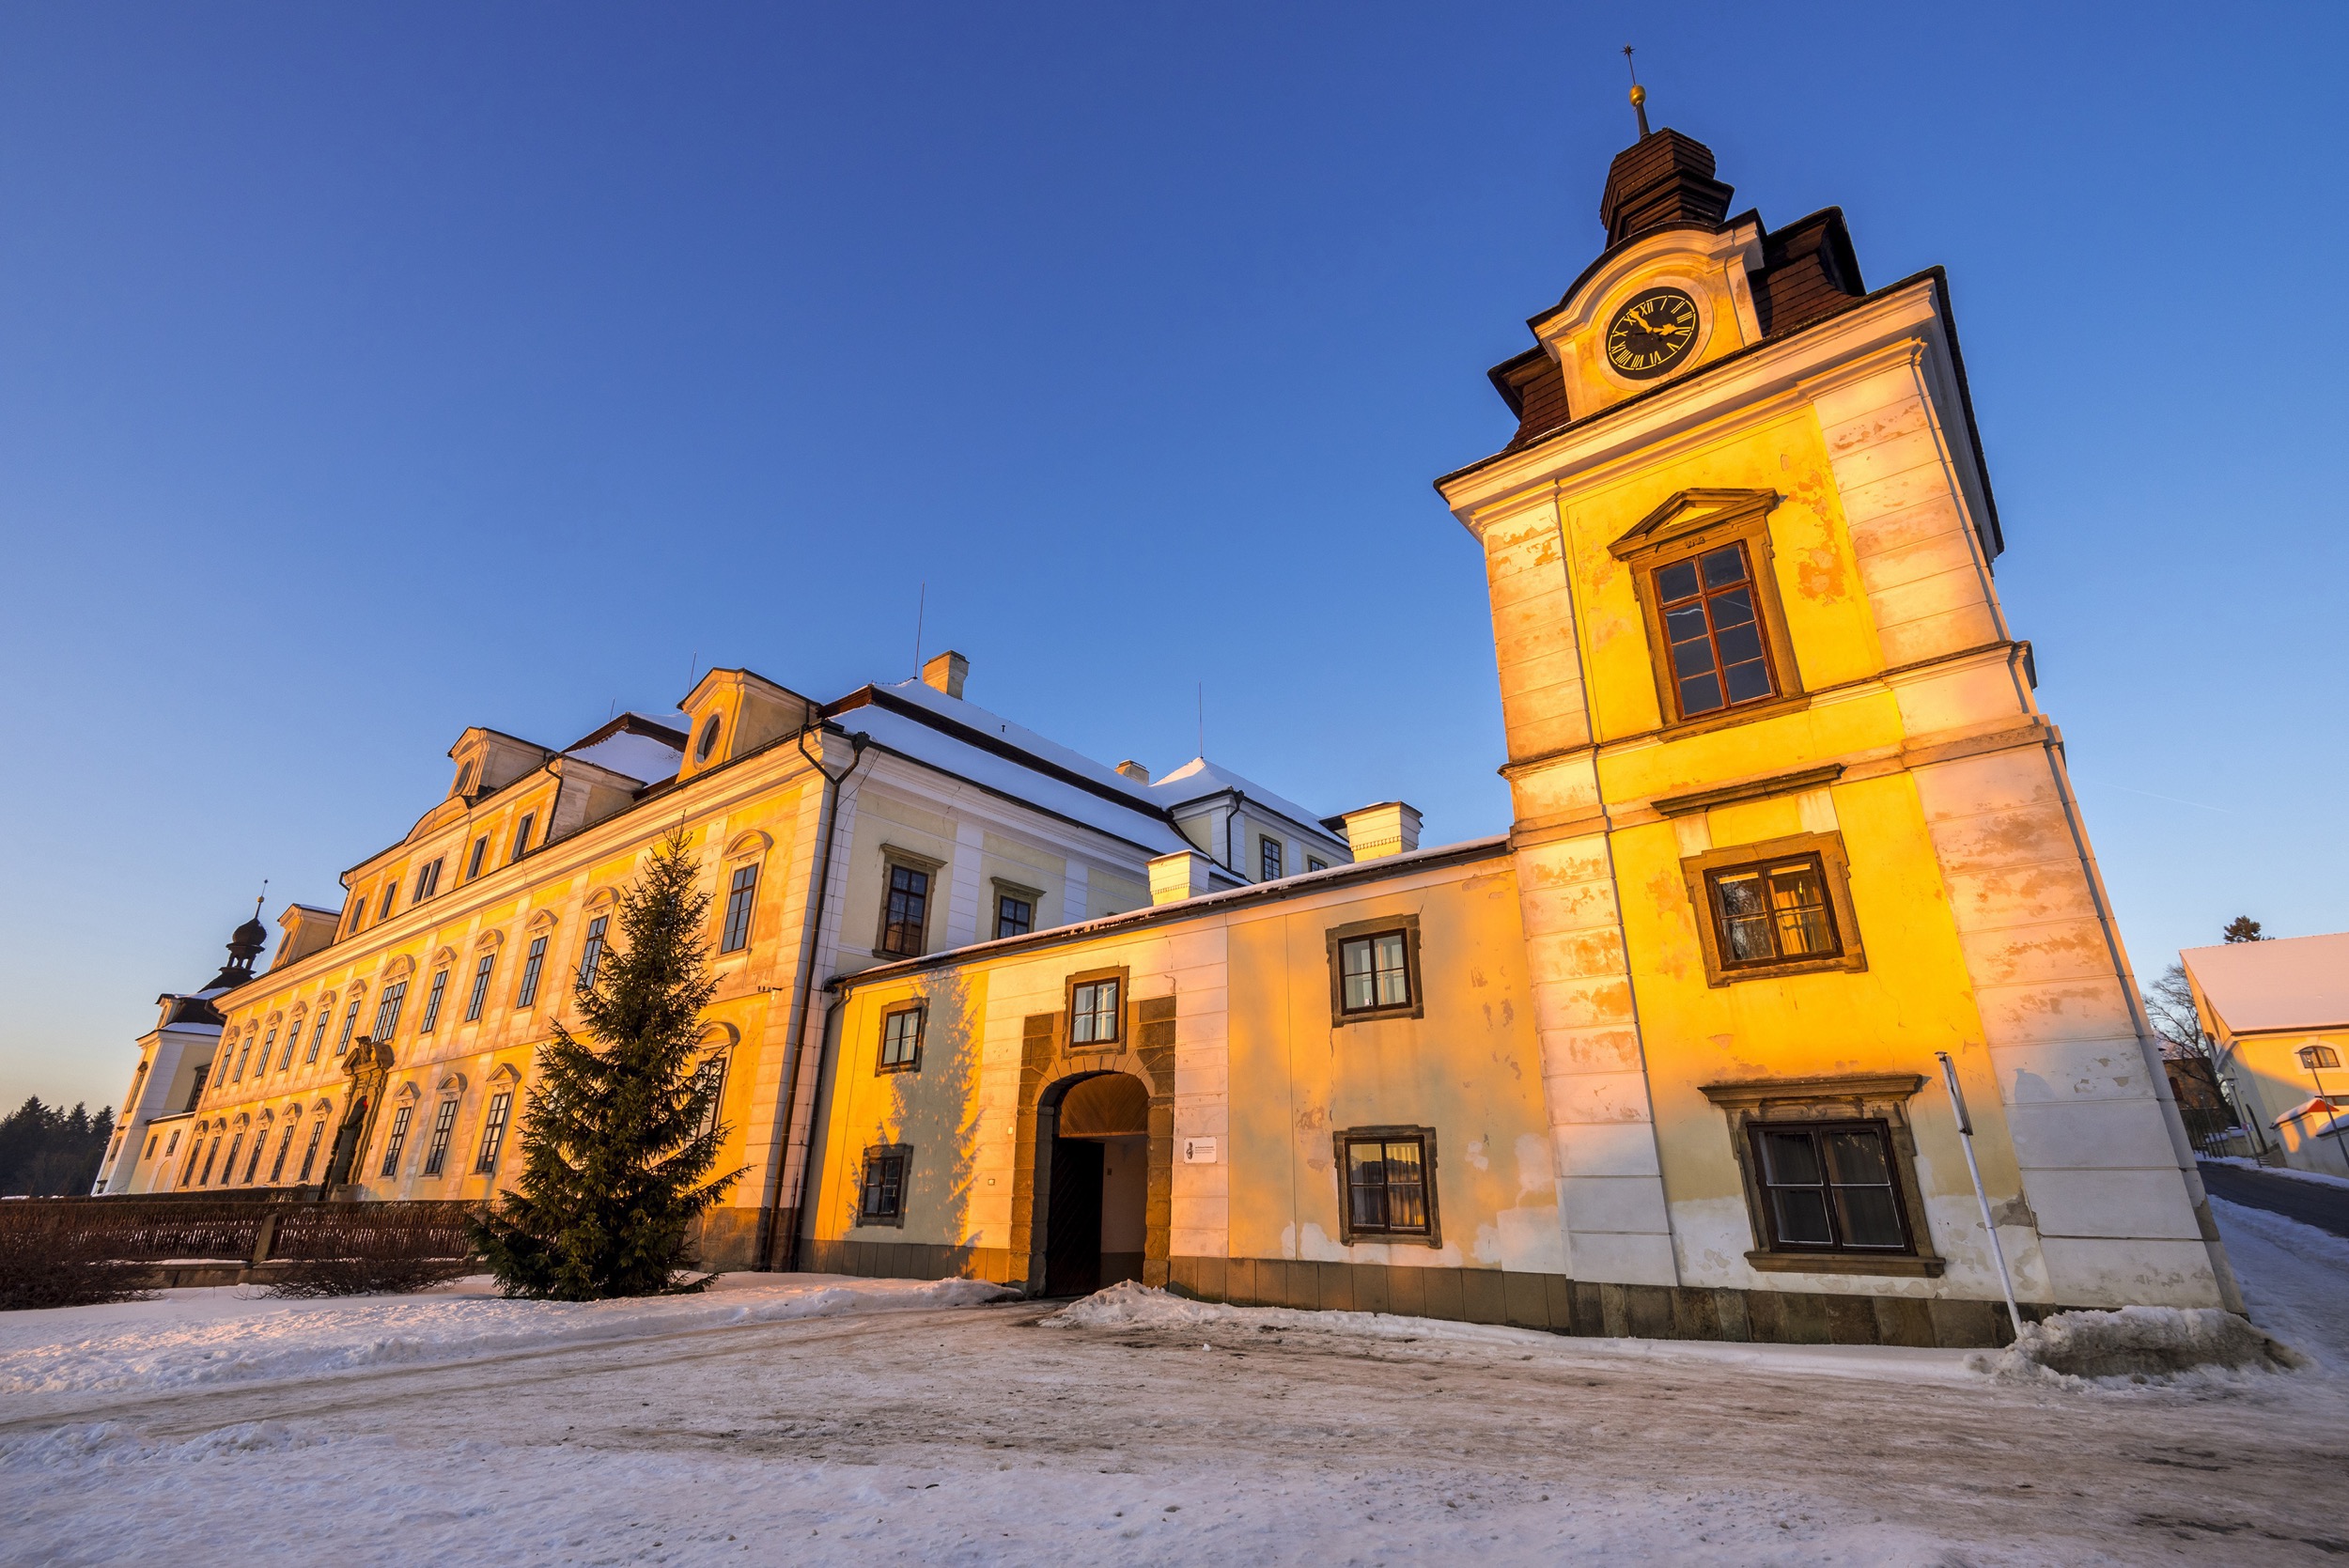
5, 1210, 2346, 1565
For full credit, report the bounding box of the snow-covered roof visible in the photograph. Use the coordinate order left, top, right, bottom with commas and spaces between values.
876, 679, 1157, 802
2182, 933, 2349, 1033
871, 682, 1336, 842
846, 703, 1197, 857
564, 730, 685, 785
836, 832, 1512, 986
2276, 1096, 2337, 1126
1145, 757, 1339, 845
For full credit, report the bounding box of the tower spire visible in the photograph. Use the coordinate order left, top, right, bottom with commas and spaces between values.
1623, 46, 1650, 138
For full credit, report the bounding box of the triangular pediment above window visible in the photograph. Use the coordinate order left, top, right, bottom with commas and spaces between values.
1609, 488, 1781, 560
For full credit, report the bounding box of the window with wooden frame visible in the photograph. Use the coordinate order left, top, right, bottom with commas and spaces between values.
2300, 1045, 2340, 1070
1325, 914, 1423, 1025
1066, 968, 1127, 1050
1699, 1075, 1941, 1276
420, 1098, 460, 1176
876, 850, 942, 958
378, 1105, 412, 1178
465, 836, 490, 881
413, 857, 443, 902
1680, 832, 1865, 986
1748, 1121, 1910, 1254
371, 982, 409, 1045
1259, 837, 1283, 880
510, 814, 536, 864
1611, 489, 1803, 733
578, 915, 609, 989
720, 864, 758, 953
1332, 1126, 1440, 1246
692, 1054, 727, 1141
993, 879, 1040, 940
858, 1144, 910, 1227
878, 1004, 925, 1073
474, 1091, 512, 1173
515, 937, 548, 1007
465, 954, 495, 1021
376, 880, 397, 924
267, 1121, 297, 1183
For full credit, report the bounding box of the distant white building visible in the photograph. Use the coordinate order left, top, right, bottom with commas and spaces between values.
89, 913, 273, 1194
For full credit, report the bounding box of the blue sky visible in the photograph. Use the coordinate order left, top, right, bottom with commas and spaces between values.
4, 3, 2343, 1111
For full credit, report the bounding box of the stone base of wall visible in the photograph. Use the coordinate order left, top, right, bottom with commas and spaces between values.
693, 1206, 769, 1271
799, 1241, 2061, 1350
1169, 1256, 2048, 1349
800, 1238, 1017, 1283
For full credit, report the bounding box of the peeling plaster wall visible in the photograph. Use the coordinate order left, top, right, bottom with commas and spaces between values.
1444, 266, 2232, 1314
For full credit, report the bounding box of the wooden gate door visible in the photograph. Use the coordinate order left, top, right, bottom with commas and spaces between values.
1043, 1137, 1103, 1297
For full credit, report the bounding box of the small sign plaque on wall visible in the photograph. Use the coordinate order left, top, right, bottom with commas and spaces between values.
1181, 1137, 1218, 1164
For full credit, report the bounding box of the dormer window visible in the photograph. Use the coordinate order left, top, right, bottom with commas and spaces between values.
695, 715, 723, 763
453, 760, 477, 798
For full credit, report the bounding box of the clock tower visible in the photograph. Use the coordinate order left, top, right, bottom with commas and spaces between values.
1437, 108, 2236, 1313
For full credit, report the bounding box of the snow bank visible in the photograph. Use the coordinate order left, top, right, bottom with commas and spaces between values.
0, 1272, 1011, 1397
1045, 1281, 1980, 1385
2204, 1155, 2349, 1191
1046, 1279, 1545, 1347
1969, 1305, 2304, 1388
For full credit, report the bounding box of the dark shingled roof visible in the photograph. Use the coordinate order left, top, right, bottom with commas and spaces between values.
1482, 122, 1869, 458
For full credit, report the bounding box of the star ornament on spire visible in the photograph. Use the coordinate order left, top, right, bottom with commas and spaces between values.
1623, 45, 1651, 138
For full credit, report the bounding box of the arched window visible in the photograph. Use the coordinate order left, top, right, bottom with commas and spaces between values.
2300, 1045, 2341, 1071
695, 714, 722, 762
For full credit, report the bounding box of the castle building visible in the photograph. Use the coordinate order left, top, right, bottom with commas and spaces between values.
794, 116, 2235, 1341
104, 108, 2236, 1343
96, 653, 1359, 1270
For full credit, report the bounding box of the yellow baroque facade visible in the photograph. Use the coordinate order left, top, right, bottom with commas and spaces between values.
797, 120, 2235, 1343
101, 114, 2235, 1345
99, 657, 1359, 1271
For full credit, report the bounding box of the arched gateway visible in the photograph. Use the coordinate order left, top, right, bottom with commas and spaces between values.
1009, 993, 1175, 1296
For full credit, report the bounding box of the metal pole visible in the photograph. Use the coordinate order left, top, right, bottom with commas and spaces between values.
1936, 1051, 2023, 1341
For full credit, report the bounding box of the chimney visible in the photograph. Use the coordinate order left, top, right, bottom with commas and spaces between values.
921, 650, 968, 701
1115, 760, 1151, 783
1339, 801, 1423, 862
1149, 850, 1214, 906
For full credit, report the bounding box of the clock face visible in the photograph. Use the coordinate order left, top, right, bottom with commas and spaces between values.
1604, 287, 1701, 380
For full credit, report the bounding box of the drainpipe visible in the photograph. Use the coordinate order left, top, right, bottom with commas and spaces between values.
778, 991, 847, 1273
754, 724, 868, 1270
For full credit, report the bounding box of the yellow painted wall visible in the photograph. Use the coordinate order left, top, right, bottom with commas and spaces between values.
808, 851, 1553, 1283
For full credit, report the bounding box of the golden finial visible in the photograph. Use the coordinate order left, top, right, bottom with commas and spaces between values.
1624, 46, 1651, 138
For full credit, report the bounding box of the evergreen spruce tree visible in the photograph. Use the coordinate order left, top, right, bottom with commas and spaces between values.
472, 831, 741, 1298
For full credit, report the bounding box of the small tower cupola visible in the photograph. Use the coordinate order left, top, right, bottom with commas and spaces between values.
1598, 128, 1735, 244
205, 907, 268, 992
